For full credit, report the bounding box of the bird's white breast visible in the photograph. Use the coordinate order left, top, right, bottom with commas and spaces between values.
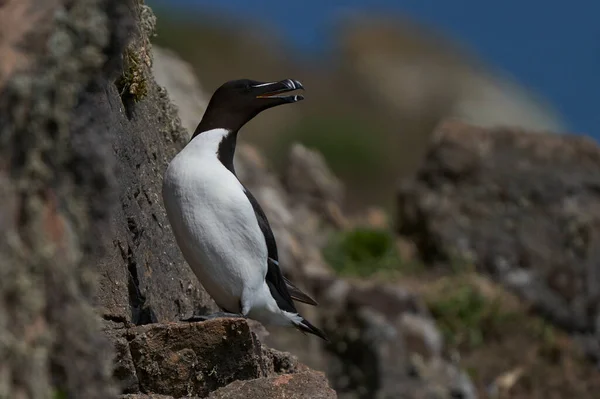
162, 129, 268, 313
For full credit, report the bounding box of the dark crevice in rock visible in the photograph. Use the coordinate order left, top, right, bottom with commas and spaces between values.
120, 94, 137, 121
127, 216, 143, 244
117, 240, 156, 325
103, 314, 130, 326
108, 330, 140, 394
127, 247, 156, 325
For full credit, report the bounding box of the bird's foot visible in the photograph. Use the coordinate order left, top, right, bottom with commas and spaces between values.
180, 312, 244, 322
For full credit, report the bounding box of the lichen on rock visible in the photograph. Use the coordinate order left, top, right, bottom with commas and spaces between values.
0, 0, 134, 397
117, 49, 148, 102
116, 2, 156, 104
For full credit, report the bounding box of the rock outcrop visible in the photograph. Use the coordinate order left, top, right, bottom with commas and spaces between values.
397, 120, 600, 360
151, 46, 208, 135
208, 371, 336, 399
0, 0, 133, 397
109, 318, 333, 398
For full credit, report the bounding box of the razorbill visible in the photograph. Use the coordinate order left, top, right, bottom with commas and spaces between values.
162, 79, 327, 340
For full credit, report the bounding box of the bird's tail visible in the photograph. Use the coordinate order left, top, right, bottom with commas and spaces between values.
293, 317, 329, 342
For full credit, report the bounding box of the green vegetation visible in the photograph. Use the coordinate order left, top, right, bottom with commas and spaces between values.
447, 253, 476, 274
52, 389, 67, 399
425, 278, 558, 352
323, 227, 423, 277
426, 280, 514, 350
116, 1, 155, 104
116, 49, 148, 103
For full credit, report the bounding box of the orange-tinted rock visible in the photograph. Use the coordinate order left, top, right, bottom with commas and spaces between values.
208, 371, 336, 399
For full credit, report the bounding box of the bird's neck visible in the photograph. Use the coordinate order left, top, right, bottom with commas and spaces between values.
192, 116, 224, 139
191, 105, 250, 140
189, 127, 239, 175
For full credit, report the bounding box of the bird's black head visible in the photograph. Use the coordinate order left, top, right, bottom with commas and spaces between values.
193, 78, 304, 136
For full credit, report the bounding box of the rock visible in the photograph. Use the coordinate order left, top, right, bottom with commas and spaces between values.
399, 313, 444, 360
106, 328, 140, 394
0, 0, 133, 397
262, 348, 300, 374
363, 207, 390, 229
120, 395, 179, 399
285, 143, 346, 228
310, 279, 475, 399
407, 355, 477, 399
397, 120, 600, 346
152, 46, 208, 136
208, 371, 337, 399
127, 319, 268, 397
109, 318, 318, 398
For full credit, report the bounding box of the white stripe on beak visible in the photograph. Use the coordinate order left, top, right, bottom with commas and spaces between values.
252, 82, 277, 88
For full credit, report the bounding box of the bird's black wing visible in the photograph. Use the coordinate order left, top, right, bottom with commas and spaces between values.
283, 276, 318, 306
242, 187, 298, 313
243, 187, 328, 341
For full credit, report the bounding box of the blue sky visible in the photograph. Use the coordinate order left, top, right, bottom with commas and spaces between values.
149, 0, 599, 140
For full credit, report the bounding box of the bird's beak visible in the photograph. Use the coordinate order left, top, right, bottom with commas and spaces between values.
254, 79, 305, 103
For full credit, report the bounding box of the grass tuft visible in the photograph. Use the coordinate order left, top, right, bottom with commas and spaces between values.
323, 227, 423, 277
424, 277, 559, 352
426, 280, 515, 350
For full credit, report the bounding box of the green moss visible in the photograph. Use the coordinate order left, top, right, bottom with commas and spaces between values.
323, 228, 423, 277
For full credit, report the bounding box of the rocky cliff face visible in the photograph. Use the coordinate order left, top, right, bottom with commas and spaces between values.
397, 121, 600, 342
0, 0, 133, 397
397, 121, 600, 396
